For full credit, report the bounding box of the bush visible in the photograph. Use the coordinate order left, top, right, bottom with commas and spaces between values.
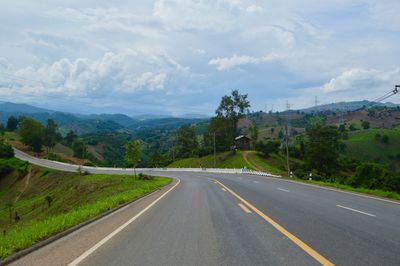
351, 163, 387, 190
0, 141, 14, 159
255, 140, 281, 157
137, 173, 153, 180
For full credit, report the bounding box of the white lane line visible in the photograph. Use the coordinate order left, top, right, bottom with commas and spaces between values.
277, 187, 289, 192
68, 178, 181, 266
253, 180, 259, 183
336, 205, 376, 217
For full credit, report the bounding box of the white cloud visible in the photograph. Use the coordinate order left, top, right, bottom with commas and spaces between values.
209, 54, 280, 71
246, 5, 264, 13
322, 68, 400, 94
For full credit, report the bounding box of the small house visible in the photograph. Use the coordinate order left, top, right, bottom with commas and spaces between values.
235, 135, 251, 150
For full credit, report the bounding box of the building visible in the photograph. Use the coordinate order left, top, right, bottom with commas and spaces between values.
235, 135, 251, 150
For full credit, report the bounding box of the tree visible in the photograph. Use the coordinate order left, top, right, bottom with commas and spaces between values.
255, 140, 281, 157
0, 140, 14, 158
305, 125, 339, 177
204, 117, 234, 153
349, 124, 357, 131
0, 123, 5, 140
338, 124, 346, 132
72, 139, 86, 159
215, 90, 250, 142
248, 125, 259, 142
174, 125, 199, 158
6, 116, 18, 131
149, 151, 165, 167
65, 130, 77, 146
43, 119, 58, 154
19, 118, 44, 153
382, 135, 389, 144
361, 121, 370, 129
124, 140, 142, 176
351, 163, 387, 189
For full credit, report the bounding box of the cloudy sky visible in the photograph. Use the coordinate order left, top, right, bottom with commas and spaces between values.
0, 0, 399, 116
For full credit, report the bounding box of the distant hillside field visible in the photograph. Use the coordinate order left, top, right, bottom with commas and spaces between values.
343, 128, 400, 165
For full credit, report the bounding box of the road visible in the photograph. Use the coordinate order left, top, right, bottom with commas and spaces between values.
11, 150, 400, 266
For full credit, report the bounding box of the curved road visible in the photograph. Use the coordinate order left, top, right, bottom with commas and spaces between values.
11, 150, 400, 266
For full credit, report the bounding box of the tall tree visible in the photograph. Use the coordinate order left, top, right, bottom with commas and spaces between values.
6, 116, 18, 131
72, 139, 86, 159
19, 118, 44, 153
215, 90, 250, 140
174, 125, 199, 158
149, 150, 165, 167
65, 130, 77, 146
124, 140, 142, 176
305, 125, 339, 177
203, 117, 234, 153
43, 119, 58, 154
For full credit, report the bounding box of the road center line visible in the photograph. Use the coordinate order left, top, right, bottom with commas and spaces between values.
238, 203, 252, 213
277, 187, 289, 192
253, 180, 260, 183
221, 187, 227, 192
214, 179, 334, 266
68, 178, 181, 266
336, 205, 376, 217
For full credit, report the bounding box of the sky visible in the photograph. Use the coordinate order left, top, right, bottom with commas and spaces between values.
0, 0, 399, 116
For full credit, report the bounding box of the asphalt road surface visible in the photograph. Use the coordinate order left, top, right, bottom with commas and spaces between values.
12, 150, 400, 266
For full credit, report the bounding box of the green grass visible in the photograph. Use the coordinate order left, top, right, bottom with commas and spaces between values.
0, 159, 171, 259
245, 151, 287, 176
343, 128, 400, 164
168, 151, 253, 169
295, 179, 400, 201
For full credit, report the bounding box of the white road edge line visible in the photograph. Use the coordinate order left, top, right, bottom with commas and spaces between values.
277, 187, 289, 192
68, 178, 181, 266
336, 204, 376, 217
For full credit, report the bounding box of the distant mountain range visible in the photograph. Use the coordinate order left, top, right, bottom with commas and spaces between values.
0, 102, 207, 135
299, 100, 399, 113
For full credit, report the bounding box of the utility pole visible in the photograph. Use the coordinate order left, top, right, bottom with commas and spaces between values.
285, 100, 291, 177
213, 132, 216, 168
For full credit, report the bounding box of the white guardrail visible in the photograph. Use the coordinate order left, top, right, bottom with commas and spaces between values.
14, 148, 281, 178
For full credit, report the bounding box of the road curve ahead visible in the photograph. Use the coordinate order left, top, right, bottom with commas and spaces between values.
11, 151, 400, 266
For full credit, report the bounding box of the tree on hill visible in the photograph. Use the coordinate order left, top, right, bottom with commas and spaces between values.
72, 139, 87, 159
6, 116, 18, 131
65, 130, 77, 146
215, 90, 250, 142
0, 123, 5, 140
248, 125, 259, 142
149, 150, 165, 167
255, 140, 280, 158
204, 117, 234, 153
174, 125, 199, 158
305, 125, 339, 177
19, 118, 44, 153
361, 121, 370, 129
124, 140, 142, 176
43, 119, 58, 154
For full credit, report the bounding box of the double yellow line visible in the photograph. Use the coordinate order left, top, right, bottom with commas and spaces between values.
214, 179, 334, 266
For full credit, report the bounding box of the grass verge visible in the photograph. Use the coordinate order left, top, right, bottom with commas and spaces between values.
0, 161, 171, 259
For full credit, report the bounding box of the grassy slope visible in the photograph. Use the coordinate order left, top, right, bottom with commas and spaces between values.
343, 128, 400, 164
168, 151, 254, 169
0, 158, 171, 259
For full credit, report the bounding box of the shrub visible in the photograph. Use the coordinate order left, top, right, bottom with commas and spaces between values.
255, 140, 281, 157
0, 141, 14, 159
351, 163, 387, 190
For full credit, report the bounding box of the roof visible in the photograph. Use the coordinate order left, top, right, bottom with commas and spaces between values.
235, 135, 250, 141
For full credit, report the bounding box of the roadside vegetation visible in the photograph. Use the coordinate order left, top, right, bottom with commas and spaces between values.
0, 150, 170, 259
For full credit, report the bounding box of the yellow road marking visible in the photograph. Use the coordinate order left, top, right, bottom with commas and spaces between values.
238, 202, 252, 213
221, 187, 227, 192
214, 179, 334, 266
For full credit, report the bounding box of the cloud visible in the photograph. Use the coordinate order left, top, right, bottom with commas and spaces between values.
246, 5, 264, 13
209, 54, 280, 71
322, 68, 400, 94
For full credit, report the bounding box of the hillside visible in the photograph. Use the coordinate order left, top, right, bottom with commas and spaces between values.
343, 127, 400, 165
0, 157, 170, 258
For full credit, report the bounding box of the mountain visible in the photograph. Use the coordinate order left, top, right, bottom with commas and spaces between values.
300, 100, 399, 113
0, 102, 54, 114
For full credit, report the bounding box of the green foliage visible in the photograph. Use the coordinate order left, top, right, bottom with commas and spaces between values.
124, 140, 142, 167
305, 125, 339, 177
351, 163, 387, 190
203, 117, 235, 153
349, 124, 357, 131
6, 116, 18, 131
382, 135, 389, 144
248, 125, 259, 142
64, 130, 77, 146
43, 119, 58, 153
174, 125, 199, 158
0, 141, 14, 159
255, 140, 280, 157
149, 151, 165, 167
361, 121, 370, 129
19, 118, 44, 153
215, 90, 250, 139
72, 139, 86, 159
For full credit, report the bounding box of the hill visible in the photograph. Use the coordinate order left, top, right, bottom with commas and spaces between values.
299, 100, 399, 113
0, 157, 170, 259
